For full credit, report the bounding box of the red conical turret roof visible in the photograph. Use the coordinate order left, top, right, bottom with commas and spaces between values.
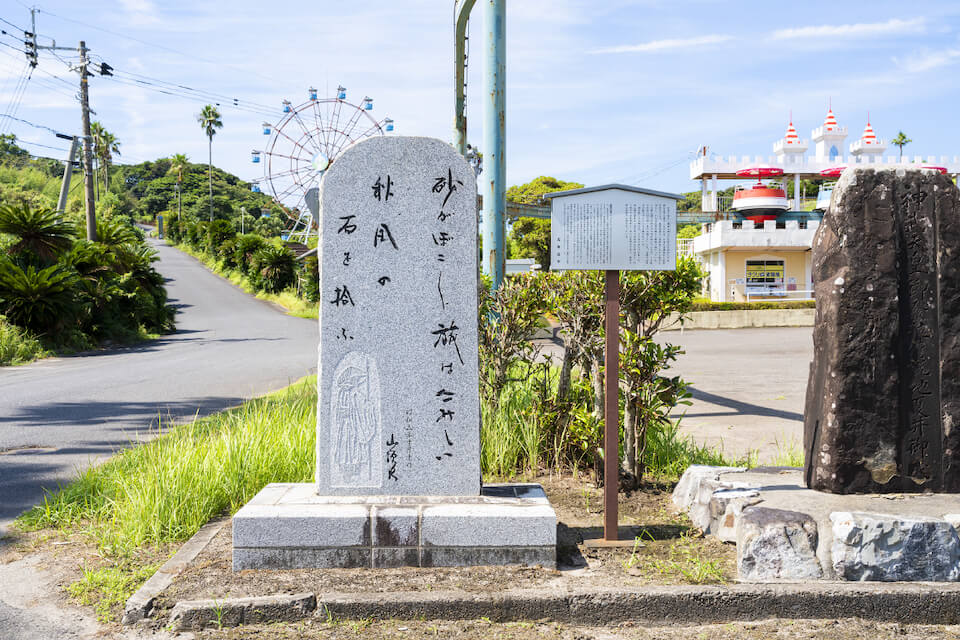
824, 108, 838, 131
861, 120, 877, 144
784, 119, 800, 144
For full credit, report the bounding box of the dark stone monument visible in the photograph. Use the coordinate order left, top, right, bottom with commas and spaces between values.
804, 168, 960, 494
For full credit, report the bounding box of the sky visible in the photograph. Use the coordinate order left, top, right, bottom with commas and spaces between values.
2, 0, 960, 197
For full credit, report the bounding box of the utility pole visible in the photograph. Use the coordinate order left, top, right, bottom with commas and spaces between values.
31, 8, 111, 241
78, 41, 97, 241
56, 135, 79, 215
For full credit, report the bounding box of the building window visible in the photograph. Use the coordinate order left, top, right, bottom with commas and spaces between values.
745, 259, 785, 296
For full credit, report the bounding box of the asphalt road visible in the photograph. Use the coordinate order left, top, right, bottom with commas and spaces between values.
0, 239, 318, 537
661, 326, 812, 463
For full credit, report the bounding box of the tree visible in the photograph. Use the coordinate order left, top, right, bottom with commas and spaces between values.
891, 131, 912, 161
506, 176, 583, 271
196, 105, 223, 221
167, 153, 189, 221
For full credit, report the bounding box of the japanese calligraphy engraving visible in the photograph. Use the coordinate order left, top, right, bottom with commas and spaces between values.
316, 136, 480, 497
803, 168, 960, 494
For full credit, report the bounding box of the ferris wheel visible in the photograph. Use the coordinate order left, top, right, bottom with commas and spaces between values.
251, 86, 394, 242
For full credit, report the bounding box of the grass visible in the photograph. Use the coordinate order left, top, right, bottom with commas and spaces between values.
645, 531, 727, 584
0, 315, 48, 366
172, 242, 318, 319
17, 376, 316, 553
66, 561, 161, 622
772, 435, 805, 467
481, 364, 742, 481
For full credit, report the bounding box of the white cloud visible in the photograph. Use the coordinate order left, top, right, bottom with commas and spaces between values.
893, 48, 960, 73
589, 34, 733, 54
771, 17, 925, 40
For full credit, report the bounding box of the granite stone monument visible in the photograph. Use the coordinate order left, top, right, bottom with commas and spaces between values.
804, 168, 960, 494
232, 136, 557, 569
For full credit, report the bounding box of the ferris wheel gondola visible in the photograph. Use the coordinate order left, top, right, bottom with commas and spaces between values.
251, 86, 393, 242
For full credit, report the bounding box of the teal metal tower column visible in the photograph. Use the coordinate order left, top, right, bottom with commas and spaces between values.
482, 0, 505, 290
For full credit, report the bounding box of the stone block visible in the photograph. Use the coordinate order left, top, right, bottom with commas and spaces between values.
372, 507, 419, 547
233, 547, 371, 571
420, 546, 555, 567
737, 507, 822, 581
708, 488, 762, 542
421, 503, 557, 547
232, 503, 370, 548
830, 511, 960, 581
671, 465, 746, 511
373, 547, 420, 568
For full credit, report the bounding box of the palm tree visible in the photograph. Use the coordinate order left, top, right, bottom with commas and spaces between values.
167, 153, 189, 221
99, 130, 120, 192
89, 122, 121, 195
196, 105, 223, 221
891, 131, 912, 161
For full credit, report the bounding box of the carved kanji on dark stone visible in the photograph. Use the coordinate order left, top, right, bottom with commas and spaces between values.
804, 168, 960, 493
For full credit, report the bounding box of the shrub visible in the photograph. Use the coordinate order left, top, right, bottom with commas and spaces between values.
251, 245, 295, 293
205, 219, 235, 255
232, 234, 267, 275
0, 259, 78, 333
0, 202, 75, 263
0, 315, 47, 365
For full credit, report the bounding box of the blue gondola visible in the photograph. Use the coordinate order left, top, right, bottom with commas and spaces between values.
384, 118, 394, 132
282, 100, 291, 113
309, 87, 317, 101
251, 150, 261, 163
363, 96, 373, 110
337, 85, 346, 100
251, 183, 260, 193
262, 122, 272, 135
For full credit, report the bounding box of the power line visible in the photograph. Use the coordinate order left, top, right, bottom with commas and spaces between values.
0, 113, 70, 136
16, 138, 69, 152
0, 15, 26, 32
35, 7, 282, 88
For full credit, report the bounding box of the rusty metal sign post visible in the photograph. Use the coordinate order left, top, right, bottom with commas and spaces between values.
603, 269, 620, 541
545, 184, 682, 544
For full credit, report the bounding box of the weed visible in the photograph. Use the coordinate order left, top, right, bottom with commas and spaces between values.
212, 599, 225, 629
648, 532, 727, 584
622, 536, 646, 570
66, 561, 161, 622
0, 316, 48, 366
772, 435, 804, 467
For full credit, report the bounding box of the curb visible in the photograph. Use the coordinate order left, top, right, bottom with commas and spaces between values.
166, 582, 960, 630
122, 517, 228, 625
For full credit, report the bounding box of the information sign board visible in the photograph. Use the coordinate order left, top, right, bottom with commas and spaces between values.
549, 186, 678, 271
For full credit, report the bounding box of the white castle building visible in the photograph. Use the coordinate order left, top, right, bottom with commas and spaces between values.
691, 107, 959, 213
690, 108, 959, 302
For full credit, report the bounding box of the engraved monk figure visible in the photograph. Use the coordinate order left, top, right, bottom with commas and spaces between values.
333, 361, 378, 482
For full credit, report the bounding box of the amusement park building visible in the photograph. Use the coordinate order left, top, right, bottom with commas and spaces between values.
690, 108, 960, 302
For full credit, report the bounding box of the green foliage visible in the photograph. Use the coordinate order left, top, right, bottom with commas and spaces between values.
253, 213, 284, 238
0, 202, 75, 263
508, 217, 551, 269
205, 219, 235, 254
301, 253, 319, 303
505, 175, 582, 204
232, 233, 268, 275
250, 244, 296, 293
891, 131, 912, 159
0, 260, 78, 333
690, 300, 815, 311
0, 315, 48, 365
676, 224, 701, 239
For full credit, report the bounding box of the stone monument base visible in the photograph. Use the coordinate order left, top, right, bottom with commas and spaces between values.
232, 483, 557, 570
